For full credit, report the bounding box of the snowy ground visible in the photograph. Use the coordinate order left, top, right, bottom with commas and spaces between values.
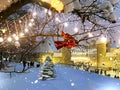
0, 63, 120, 90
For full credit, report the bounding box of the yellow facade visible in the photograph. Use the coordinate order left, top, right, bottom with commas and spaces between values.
33, 53, 57, 64
108, 49, 120, 69
96, 41, 107, 68
96, 41, 120, 69
34, 51, 69, 64
61, 47, 73, 64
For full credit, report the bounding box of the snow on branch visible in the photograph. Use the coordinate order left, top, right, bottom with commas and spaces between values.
63, 0, 119, 23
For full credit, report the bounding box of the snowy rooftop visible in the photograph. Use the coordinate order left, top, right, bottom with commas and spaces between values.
31, 38, 57, 53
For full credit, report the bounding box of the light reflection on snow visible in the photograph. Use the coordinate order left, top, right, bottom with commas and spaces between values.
71, 83, 75, 86
25, 77, 27, 80
31, 82, 34, 84
34, 80, 38, 84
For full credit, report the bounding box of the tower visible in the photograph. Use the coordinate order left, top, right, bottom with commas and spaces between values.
96, 37, 107, 68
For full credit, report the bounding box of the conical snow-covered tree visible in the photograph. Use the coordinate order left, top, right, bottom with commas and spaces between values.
39, 56, 55, 80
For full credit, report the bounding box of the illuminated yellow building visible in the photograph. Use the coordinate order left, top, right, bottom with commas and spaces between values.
32, 52, 63, 64
61, 47, 73, 64
70, 47, 92, 64
106, 48, 120, 69
96, 39, 120, 69
96, 41, 107, 68
30, 39, 63, 64
30, 40, 73, 64
30, 36, 120, 69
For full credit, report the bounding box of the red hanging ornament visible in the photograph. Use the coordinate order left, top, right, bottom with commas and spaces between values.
54, 31, 78, 49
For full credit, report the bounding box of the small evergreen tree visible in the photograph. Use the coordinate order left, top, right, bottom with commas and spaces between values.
39, 56, 55, 80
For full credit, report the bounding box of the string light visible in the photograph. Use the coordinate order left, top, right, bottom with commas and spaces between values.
88, 32, 93, 37
7, 37, 12, 42
2, 28, 7, 33
33, 12, 37, 17
30, 19, 34, 22
48, 10, 52, 16
44, 8, 48, 13
12, 34, 16, 37
0, 37, 3, 42
25, 28, 28, 32
64, 22, 68, 27
28, 22, 33, 27
19, 20, 22, 23
19, 32, 24, 37
15, 36, 19, 41
74, 27, 79, 33
55, 17, 61, 22
15, 41, 20, 47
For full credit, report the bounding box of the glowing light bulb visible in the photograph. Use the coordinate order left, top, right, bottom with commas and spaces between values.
15, 36, 19, 41
0, 37, 3, 42
19, 32, 24, 37
33, 12, 37, 17
28, 22, 33, 27
100, 36, 107, 43
110, 57, 113, 61
7, 37, 12, 42
12, 34, 16, 37
2, 28, 7, 33
88, 32, 93, 37
74, 27, 78, 33
15, 41, 20, 47
30, 19, 34, 22
44, 8, 48, 13
48, 10, 52, 16
64, 22, 68, 27
19, 20, 22, 23
55, 17, 61, 22
25, 28, 28, 32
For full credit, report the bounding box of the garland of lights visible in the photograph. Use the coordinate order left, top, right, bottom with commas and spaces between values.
0, 1, 117, 49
